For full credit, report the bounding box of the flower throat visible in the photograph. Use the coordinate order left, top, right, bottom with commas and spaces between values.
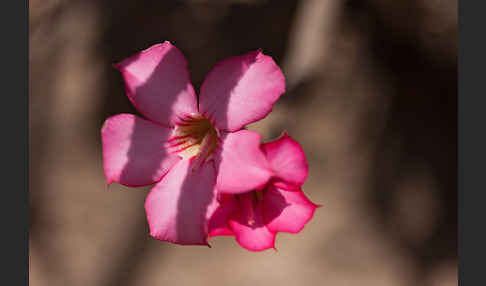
168, 114, 219, 163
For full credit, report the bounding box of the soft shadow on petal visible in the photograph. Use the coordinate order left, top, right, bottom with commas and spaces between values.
101, 114, 180, 187
263, 185, 318, 234
215, 130, 273, 194
208, 194, 238, 237
145, 159, 218, 245
262, 132, 308, 189
199, 50, 285, 132
228, 194, 276, 251
114, 42, 198, 127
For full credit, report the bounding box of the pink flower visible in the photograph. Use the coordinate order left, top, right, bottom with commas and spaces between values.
208, 133, 319, 251
101, 42, 285, 245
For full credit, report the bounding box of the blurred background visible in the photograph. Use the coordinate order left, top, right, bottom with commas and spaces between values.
29, 0, 457, 285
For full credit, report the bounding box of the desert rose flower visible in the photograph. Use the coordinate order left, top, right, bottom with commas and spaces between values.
209, 133, 319, 251
101, 42, 285, 245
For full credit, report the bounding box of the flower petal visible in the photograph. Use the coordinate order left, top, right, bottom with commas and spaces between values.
262, 132, 308, 190
208, 194, 238, 237
199, 50, 285, 132
101, 114, 180, 187
145, 159, 218, 245
114, 42, 197, 127
263, 186, 318, 234
228, 194, 276, 251
216, 130, 272, 194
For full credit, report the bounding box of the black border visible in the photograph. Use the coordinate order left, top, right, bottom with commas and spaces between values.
458, 1, 485, 285
1, 0, 476, 284
1, 0, 28, 285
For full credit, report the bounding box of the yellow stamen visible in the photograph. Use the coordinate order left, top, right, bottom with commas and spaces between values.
168, 114, 219, 163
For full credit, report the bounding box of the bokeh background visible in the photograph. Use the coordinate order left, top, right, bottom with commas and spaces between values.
29, 0, 457, 285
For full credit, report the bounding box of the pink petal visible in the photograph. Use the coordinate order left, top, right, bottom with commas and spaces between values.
144, 159, 218, 245
228, 194, 276, 251
262, 132, 308, 190
208, 194, 238, 237
114, 42, 197, 127
216, 130, 273, 194
199, 50, 285, 132
101, 114, 180, 187
263, 185, 318, 234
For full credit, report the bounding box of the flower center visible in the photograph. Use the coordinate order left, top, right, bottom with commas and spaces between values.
235, 190, 264, 226
168, 113, 219, 162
